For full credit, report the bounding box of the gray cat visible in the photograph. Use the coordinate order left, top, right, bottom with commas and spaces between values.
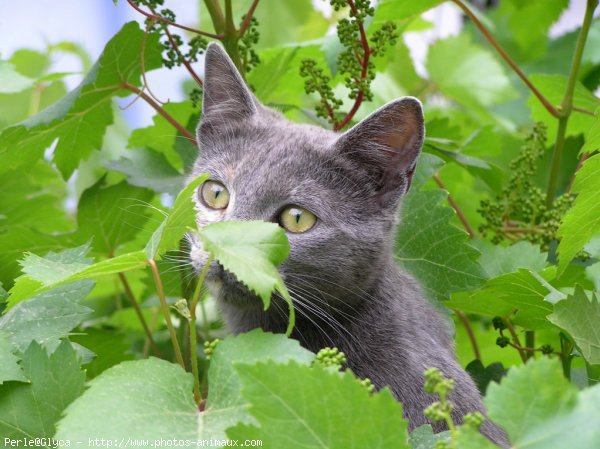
189, 43, 508, 447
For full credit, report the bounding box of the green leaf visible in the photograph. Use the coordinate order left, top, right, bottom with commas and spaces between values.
475, 241, 547, 279
228, 361, 409, 449
8, 247, 147, 306
446, 268, 561, 329
129, 101, 197, 171
77, 179, 154, 255
497, 0, 569, 59
199, 221, 294, 333
484, 357, 600, 449
527, 74, 599, 144
55, 357, 197, 441
0, 331, 27, 384
427, 34, 517, 112
0, 22, 162, 178
395, 189, 485, 300
145, 173, 209, 258
409, 425, 450, 449
454, 427, 500, 449
548, 287, 600, 365
581, 108, 600, 154
70, 328, 135, 378
19, 241, 92, 285
106, 148, 184, 196
557, 153, 600, 274
0, 281, 94, 351
0, 340, 85, 441
465, 360, 506, 396
0, 161, 71, 234
200, 330, 315, 440
0, 60, 35, 93
0, 226, 68, 290
374, 0, 444, 23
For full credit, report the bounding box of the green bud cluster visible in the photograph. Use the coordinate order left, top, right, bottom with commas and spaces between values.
300, 59, 343, 123
424, 367, 455, 397
540, 344, 554, 355
360, 377, 375, 393
492, 316, 506, 331
463, 411, 485, 430
239, 16, 261, 72
424, 401, 454, 422
479, 123, 574, 250
496, 336, 510, 348
203, 338, 221, 360
316, 347, 347, 368
190, 87, 203, 108
300, 0, 398, 127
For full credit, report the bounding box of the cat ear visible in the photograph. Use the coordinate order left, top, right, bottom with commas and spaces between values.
200, 43, 258, 130
332, 97, 424, 206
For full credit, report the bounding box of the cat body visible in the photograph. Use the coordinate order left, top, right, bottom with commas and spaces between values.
189, 43, 508, 446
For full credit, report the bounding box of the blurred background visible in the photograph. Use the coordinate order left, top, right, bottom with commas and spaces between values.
1, 0, 596, 129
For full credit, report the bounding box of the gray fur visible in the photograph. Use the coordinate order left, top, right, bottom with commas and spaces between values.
189, 43, 508, 447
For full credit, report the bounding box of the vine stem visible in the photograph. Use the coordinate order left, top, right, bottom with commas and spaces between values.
121, 82, 197, 145
148, 259, 185, 369
203, 0, 225, 34
239, 0, 260, 37
451, 0, 561, 118
118, 272, 163, 358
222, 0, 244, 73
545, 0, 598, 207
502, 318, 527, 363
432, 174, 476, 238
189, 255, 213, 404
334, 0, 371, 131
126, 0, 223, 39
454, 310, 481, 360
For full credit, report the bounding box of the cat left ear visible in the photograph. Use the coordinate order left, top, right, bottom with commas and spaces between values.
200, 43, 258, 132
332, 97, 424, 206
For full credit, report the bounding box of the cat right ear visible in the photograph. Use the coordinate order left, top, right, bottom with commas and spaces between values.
200, 43, 258, 132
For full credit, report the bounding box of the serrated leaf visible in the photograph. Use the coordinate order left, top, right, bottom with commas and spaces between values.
484, 357, 593, 449
227, 361, 409, 449
465, 360, 506, 396
497, 0, 569, 59
0, 281, 94, 351
0, 22, 162, 178
19, 241, 92, 285
77, 179, 154, 255
395, 189, 485, 300
374, 0, 443, 23
557, 153, 600, 274
527, 74, 599, 144
581, 108, 600, 154
200, 330, 315, 441
70, 328, 135, 378
199, 220, 295, 333
0, 340, 85, 441
446, 268, 561, 329
145, 173, 209, 258
548, 287, 600, 365
476, 241, 547, 279
106, 148, 184, 196
0, 331, 27, 384
55, 357, 197, 441
129, 101, 197, 171
409, 425, 450, 449
8, 248, 147, 306
427, 34, 517, 112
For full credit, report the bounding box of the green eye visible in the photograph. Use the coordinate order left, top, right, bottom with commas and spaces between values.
200, 180, 230, 209
279, 205, 317, 233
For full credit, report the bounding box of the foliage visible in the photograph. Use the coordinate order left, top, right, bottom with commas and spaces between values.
0, 0, 599, 448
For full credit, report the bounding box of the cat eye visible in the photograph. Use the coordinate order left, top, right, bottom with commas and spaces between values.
279, 205, 317, 233
200, 180, 230, 209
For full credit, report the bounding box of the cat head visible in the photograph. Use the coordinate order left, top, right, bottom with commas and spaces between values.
189, 43, 424, 321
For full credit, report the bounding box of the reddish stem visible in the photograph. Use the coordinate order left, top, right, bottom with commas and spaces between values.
126, 0, 223, 39
334, 0, 371, 131
239, 0, 260, 37
432, 174, 476, 238
164, 27, 203, 87
121, 82, 197, 145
